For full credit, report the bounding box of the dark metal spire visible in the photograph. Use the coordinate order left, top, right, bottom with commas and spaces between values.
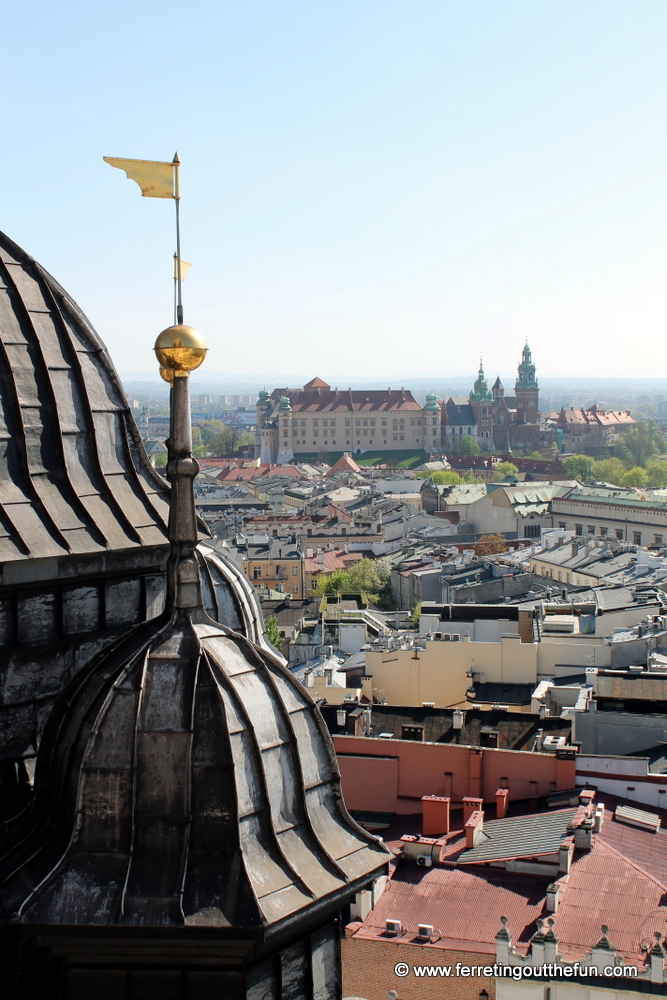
154, 324, 207, 613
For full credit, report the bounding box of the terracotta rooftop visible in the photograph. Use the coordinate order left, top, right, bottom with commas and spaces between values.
348, 791, 667, 967
269, 388, 421, 412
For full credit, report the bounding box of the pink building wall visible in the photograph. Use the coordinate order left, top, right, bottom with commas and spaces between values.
334, 735, 575, 815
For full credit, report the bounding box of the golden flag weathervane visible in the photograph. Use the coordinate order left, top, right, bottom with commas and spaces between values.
103, 152, 189, 325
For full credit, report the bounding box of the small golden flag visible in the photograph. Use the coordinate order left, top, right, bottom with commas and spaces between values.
103, 157, 175, 198
173, 256, 193, 281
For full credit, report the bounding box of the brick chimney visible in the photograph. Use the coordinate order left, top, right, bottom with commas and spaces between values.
465, 810, 484, 848
495, 787, 509, 819
422, 795, 451, 837
463, 796, 483, 824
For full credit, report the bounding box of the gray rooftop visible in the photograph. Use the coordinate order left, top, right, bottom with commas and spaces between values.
0, 231, 171, 569
457, 807, 578, 864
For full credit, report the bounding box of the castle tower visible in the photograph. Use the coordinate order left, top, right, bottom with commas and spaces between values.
514, 341, 539, 424
423, 392, 442, 450
492, 376, 504, 401
276, 394, 294, 464
256, 388, 275, 463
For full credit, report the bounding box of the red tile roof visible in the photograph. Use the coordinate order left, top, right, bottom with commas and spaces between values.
272, 388, 421, 412
303, 376, 331, 389
349, 793, 667, 966
326, 454, 362, 477
304, 550, 362, 574
554, 840, 664, 966
353, 864, 547, 954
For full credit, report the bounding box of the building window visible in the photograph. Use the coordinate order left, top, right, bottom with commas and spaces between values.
558, 522, 566, 529
574, 524, 583, 536
345, 420, 350, 426
600, 527, 607, 537
401, 725, 424, 742
381, 419, 387, 425
655, 535, 664, 544
524, 524, 541, 538
616, 529, 623, 540
253, 567, 261, 579
633, 532, 641, 545
313, 420, 319, 427
587, 526, 595, 534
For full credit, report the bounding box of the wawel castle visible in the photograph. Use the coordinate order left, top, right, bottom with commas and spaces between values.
256, 345, 546, 461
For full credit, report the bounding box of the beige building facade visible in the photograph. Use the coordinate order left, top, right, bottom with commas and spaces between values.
256, 377, 441, 462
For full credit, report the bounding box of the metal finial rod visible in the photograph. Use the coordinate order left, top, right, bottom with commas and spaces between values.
173, 153, 183, 325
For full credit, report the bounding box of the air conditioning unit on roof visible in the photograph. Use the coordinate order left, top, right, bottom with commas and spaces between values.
385, 919, 402, 936
417, 923, 434, 940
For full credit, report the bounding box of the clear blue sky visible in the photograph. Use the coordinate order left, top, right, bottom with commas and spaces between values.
3, 1, 666, 380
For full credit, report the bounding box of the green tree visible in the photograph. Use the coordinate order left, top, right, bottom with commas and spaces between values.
206, 426, 255, 456
196, 419, 225, 445
416, 470, 464, 485
621, 466, 649, 488
492, 461, 519, 481
646, 458, 667, 488
315, 558, 392, 606
459, 435, 481, 456
191, 425, 203, 450
410, 602, 422, 628
591, 457, 625, 485
154, 453, 167, 468
264, 616, 283, 653
616, 421, 665, 468
563, 455, 594, 480
526, 451, 544, 460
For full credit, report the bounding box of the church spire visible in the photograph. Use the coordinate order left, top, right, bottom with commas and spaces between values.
515, 341, 538, 391
469, 356, 493, 402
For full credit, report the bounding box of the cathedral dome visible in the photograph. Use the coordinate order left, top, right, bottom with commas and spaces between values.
0, 605, 387, 929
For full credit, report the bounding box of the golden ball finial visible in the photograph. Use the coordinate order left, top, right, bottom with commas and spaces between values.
154, 325, 207, 376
